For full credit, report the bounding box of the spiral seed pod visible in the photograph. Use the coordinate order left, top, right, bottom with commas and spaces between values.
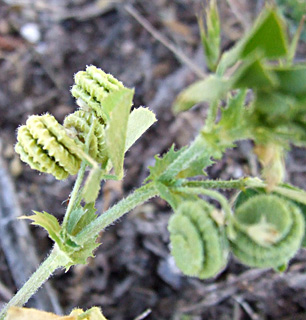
168, 200, 228, 279
15, 114, 83, 180
64, 110, 108, 165
229, 194, 305, 268
71, 65, 124, 121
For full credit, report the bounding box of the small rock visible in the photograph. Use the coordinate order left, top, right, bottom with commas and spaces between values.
20, 23, 40, 44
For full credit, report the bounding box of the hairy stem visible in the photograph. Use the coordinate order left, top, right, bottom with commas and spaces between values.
0, 183, 158, 317
0, 246, 70, 320
75, 182, 158, 244
61, 161, 87, 231
62, 116, 98, 231
173, 186, 233, 218
183, 177, 264, 190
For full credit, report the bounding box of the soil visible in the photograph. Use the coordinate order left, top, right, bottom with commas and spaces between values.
0, 1, 306, 320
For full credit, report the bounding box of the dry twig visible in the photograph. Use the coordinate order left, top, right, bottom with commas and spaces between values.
124, 4, 206, 79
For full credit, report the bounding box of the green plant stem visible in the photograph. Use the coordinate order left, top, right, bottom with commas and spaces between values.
183, 178, 306, 206
61, 161, 87, 231
62, 116, 98, 231
75, 182, 158, 244
183, 177, 263, 190
0, 183, 158, 317
173, 186, 232, 219
0, 246, 70, 320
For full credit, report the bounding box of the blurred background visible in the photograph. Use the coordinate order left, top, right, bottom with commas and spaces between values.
0, 1, 306, 319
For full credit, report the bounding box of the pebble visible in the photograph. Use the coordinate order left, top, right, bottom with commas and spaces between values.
20, 23, 41, 44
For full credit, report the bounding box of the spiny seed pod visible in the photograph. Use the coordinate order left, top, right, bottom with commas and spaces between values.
168, 200, 228, 279
15, 114, 83, 180
229, 194, 305, 269
71, 65, 124, 121
64, 110, 108, 165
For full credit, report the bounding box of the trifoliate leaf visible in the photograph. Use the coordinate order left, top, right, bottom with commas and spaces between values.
20, 211, 61, 245
125, 107, 157, 151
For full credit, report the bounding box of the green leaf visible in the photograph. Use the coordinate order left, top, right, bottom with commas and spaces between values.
271, 64, 306, 97
63, 203, 99, 268
74, 203, 97, 234
125, 107, 157, 151
66, 203, 97, 236
66, 207, 85, 235
145, 145, 185, 182
20, 211, 61, 245
177, 154, 214, 178
217, 8, 288, 75
240, 8, 288, 59
66, 237, 100, 268
172, 75, 230, 113
105, 88, 134, 179
253, 91, 294, 119
232, 57, 278, 89
219, 89, 247, 130
82, 167, 103, 203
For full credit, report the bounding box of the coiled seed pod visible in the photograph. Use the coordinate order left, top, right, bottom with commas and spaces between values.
71, 65, 124, 121
168, 200, 228, 279
15, 114, 83, 180
64, 110, 108, 165
229, 194, 305, 268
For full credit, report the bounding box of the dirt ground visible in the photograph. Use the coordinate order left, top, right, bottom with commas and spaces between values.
0, 1, 306, 319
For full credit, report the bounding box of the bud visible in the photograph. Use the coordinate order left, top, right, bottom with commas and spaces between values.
198, 0, 221, 72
